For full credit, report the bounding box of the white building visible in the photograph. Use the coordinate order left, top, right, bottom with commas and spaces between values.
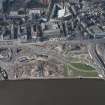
28, 9, 41, 16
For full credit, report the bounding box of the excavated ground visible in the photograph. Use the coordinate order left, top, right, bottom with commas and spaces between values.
0, 41, 98, 80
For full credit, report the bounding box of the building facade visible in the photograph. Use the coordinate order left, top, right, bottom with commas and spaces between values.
40, 0, 50, 6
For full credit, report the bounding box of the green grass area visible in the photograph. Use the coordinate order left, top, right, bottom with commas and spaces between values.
64, 63, 98, 77
69, 57, 80, 62
71, 63, 95, 71
64, 65, 69, 76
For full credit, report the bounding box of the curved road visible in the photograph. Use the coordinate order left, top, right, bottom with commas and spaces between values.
88, 44, 105, 79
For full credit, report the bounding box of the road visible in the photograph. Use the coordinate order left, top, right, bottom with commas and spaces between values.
1, 38, 105, 47
17, 38, 105, 45
88, 44, 105, 79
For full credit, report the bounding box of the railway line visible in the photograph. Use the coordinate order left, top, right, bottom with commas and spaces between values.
88, 44, 105, 79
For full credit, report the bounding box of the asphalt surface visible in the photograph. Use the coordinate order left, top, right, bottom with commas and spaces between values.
1, 38, 105, 47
